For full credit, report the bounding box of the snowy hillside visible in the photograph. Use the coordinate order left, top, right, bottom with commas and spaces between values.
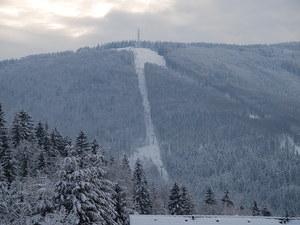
130, 215, 300, 225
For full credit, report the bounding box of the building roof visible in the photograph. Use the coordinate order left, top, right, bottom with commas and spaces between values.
129, 215, 300, 225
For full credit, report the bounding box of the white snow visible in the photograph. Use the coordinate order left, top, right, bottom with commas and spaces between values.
248, 114, 260, 119
130, 215, 300, 225
124, 47, 169, 180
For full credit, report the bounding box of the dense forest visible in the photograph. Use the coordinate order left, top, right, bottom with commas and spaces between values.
0, 104, 291, 224
0, 41, 300, 219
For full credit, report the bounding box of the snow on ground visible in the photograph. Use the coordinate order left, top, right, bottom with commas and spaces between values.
248, 114, 260, 119
130, 215, 300, 225
123, 47, 169, 180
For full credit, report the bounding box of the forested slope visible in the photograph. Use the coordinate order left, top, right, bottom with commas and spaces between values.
0, 49, 145, 156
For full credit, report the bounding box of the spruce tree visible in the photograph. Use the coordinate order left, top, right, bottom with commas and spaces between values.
205, 187, 217, 205
168, 182, 182, 215
252, 201, 260, 216
112, 183, 129, 225
54, 147, 117, 225
133, 159, 152, 214
0, 165, 9, 221
180, 186, 194, 215
11, 110, 34, 147
35, 121, 46, 147
221, 190, 233, 207
261, 202, 272, 217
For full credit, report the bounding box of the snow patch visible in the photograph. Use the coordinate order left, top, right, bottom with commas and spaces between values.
248, 114, 260, 119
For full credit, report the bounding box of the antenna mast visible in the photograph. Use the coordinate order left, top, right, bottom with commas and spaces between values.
137, 28, 140, 46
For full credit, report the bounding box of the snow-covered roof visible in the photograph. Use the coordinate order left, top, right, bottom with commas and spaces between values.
129, 215, 300, 225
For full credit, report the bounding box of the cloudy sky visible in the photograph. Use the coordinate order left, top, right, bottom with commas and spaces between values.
0, 0, 299, 60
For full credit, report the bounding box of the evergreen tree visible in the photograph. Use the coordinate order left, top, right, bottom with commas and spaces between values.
75, 131, 90, 156
205, 187, 217, 205
11, 110, 34, 147
91, 139, 99, 155
0, 165, 9, 221
261, 202, 272, 217
252, 201, 260, 216
50, 128, 69, 157
112, 183, 129, 225
0, 103, 6, 161
168, 182, 182, 215
180, 186, 194, 215
122, 154, 131, 172
54, 147, 117, 225
133, 159, 152, 214
35, 121, 46, 147
1, 142, 16, 184
221, 190, 233, 207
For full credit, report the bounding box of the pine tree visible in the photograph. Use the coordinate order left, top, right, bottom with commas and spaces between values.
112, 183, 129, 225
168, 182, 182, 215
261, 202, 272, 217
205, 187, 217, 205
180, 186, 194, 215
11, 110, 34, 147
133, 159, 152, 214
221, 190, 233, 207
252, 201, 260, 216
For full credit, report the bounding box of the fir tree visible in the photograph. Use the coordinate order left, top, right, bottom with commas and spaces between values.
54, 147, 117, 225
261, 202, 272, 217
91, 139, 100, 155
35, 121, 46, 147
221, 190, 233, 207
0, 165, 9, 221
122, 154, 131, 172
168, 182, 182, 215
180, 186, 194, 215
11, 110, 34, 147
112, 183, 129, 225
133, 159, 152, 214
252, 201, 260, 216
1, 142, 16, 184
205, 187, 217, 205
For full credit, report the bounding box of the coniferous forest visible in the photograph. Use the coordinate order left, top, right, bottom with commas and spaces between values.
0, 104, 297, 224
1, 42, 300, 223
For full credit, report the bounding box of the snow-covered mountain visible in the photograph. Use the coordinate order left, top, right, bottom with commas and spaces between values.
0, 41, 300, 215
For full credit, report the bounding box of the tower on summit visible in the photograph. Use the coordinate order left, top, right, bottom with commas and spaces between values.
137, 28, 140, 47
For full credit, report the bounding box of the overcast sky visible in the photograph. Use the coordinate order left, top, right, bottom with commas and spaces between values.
0, 0, 299, 60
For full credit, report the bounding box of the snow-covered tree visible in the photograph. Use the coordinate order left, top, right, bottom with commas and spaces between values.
0, 165, 9, 222
133, 159, 152, 214
261, 202, 272, 217
11, 110, 34, 147
168, 182, 182, 215
113, 183, 129, 225
205, 187, 217, 205
221, 190, 233, 207
252, 201, 260, 216
54, 147, 117, 225
180, 186, 194, 215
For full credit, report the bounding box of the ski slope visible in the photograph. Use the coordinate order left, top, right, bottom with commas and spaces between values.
127, 47, 169, 180
130, 215, 300, 225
